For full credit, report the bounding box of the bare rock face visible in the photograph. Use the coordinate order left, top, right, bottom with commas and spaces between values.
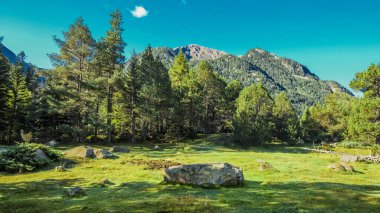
163, 163, 244, 187
65, 146, 95, 158
173, 44, 227, 61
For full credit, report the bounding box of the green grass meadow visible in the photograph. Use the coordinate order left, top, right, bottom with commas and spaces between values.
1, 135, 379, 212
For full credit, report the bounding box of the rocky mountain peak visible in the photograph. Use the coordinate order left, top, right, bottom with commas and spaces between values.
173, 44, 227, 61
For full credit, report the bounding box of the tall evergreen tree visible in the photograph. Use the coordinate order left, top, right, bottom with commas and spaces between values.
7, 53, 32, 143
48, 17, 96, 142
97, 10, 126, 143
0, 41, 11, 142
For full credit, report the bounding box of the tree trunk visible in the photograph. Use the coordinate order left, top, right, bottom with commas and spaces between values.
94, 102, 99, 143
107, 85, 113, 143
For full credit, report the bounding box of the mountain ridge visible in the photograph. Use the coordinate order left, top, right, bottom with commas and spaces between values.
148, 44, 353, 111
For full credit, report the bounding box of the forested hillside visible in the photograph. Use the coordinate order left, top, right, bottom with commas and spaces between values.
148, 45, 353, 111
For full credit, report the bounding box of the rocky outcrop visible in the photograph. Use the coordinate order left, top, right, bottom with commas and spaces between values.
94, 149, 114, 159
163, 163, 244, 187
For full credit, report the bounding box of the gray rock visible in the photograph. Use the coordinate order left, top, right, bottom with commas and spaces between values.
67, 187, 85, 197
327, 163, 346, 172
94, 149, 114, 159
109, 146, 129, 153
65, 146, 95, 158
327, 162, 354, 172
153, 145, 160, 150
163, 163, 244, 187
34, 149, 50, 161
339, 162, 355, 172
45, 140, 59, 147
341, 154, 358, 163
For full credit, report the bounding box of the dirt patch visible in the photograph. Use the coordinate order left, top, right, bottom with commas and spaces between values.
125, 159, 181, 170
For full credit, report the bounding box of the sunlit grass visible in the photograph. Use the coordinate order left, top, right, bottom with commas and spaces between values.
1, 135, 379, 212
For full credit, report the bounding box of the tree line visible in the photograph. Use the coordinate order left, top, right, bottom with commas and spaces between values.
0, 11, 379, 145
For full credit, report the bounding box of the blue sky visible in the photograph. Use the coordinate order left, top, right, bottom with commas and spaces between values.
1, 0, 380, 90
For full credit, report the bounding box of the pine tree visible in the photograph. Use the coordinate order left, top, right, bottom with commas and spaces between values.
138, 45, 171, 141
0, 42, 11, 142
47, 17, 96, 142
121, 53, 141, 142
97, 10, 126, 143
7, 54, 32, 143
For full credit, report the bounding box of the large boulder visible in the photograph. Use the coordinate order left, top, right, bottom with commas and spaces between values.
34, 149, 50, 161
65, 146, 95, 158
163, 163, 244, 187
109, 146, 129, 153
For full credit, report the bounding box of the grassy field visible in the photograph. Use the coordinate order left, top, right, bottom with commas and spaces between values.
1, 135, 379, 213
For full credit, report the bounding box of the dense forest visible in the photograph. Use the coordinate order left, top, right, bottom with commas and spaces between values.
0, 11, 379, 146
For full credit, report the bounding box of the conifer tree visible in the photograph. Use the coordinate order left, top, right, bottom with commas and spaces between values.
7, 53, 32, 143
0, 41, 11, 141
97, 10, 126, 143
48, 17, 96, 142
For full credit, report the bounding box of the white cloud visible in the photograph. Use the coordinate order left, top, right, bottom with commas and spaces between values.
131, 6, 148, 18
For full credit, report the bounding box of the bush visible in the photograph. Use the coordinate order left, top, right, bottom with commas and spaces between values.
337, 141, 367, 149
0, 143, 62, 173
370, 145, 380, 157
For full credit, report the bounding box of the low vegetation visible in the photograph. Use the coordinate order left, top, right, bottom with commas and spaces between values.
0, 135, 379, 212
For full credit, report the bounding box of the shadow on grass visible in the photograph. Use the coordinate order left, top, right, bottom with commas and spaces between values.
1, 179, 379, 212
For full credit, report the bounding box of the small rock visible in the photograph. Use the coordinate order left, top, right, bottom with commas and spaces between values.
55, 166, 66, 172
45, 140, 59, 147
94, 149, 114, 159
34, 149, 50, 161
153, 145, 160, 150
67, 187, 85, 197
109, 146, 129, 153
99, 178, 111, 185
339, 162, 354, 172
327, 163, 346, 172
258, 162, 273, 171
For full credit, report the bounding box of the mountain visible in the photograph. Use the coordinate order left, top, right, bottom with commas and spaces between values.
147, 44, 353, 111
0, 42, 35, 70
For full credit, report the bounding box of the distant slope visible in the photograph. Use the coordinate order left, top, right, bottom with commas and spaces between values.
0, 43, 36, 71
146, 44, 353, 111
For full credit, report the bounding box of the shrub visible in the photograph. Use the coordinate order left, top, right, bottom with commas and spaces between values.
370, 145, 380, 157
0, 143, 62, 173
337, 141, 367, 149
